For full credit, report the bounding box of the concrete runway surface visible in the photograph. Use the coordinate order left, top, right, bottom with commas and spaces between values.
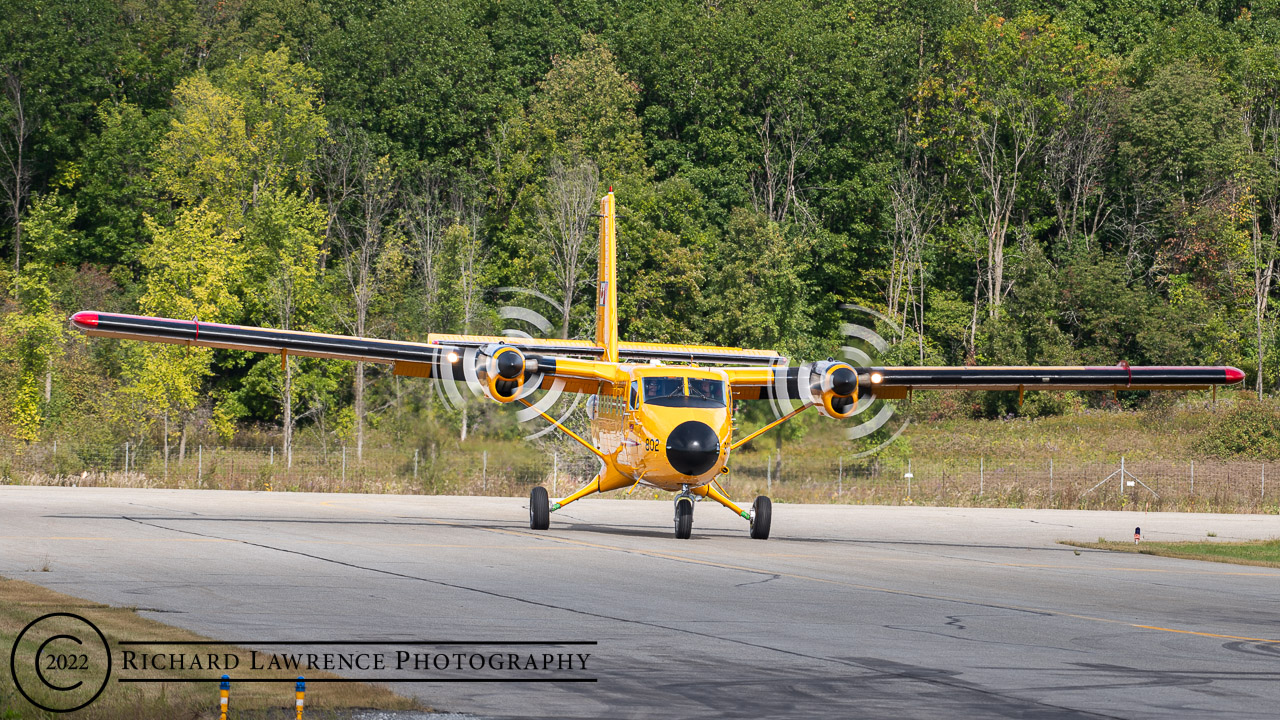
1, 486, 1279, 719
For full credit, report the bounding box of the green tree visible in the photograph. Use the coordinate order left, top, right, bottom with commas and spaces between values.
316, 0, 497, 172
1, 194, 79, 438
702, 209, 816, 359
73, 102, 169, 266
1118, 60, 1249, 293
126, 203, 243, 441
243, 188, 325, 465
155, 47, 326, 224
917, 14, 1113, 322
526, 34, 646, 184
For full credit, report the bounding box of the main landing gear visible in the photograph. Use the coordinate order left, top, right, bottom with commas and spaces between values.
749, 495, 771, 540
529, 481, 771, 540
529, 486, 550, 530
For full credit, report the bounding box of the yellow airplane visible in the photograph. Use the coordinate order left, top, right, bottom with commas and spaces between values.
70, 192, 1245, 539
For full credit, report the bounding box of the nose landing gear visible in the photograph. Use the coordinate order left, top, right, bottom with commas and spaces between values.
674, 487, 695, 539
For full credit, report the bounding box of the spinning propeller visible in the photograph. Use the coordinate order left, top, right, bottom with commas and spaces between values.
429, 288, 580, 440
762, 305, 911, 459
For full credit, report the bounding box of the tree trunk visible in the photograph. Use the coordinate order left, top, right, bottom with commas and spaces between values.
43, 361, 50, 403
560, 278, 574, 339
284, 356, 294, 468
163, 411, 170, 475
178, 419, 187, 464
355, 360, 365, 462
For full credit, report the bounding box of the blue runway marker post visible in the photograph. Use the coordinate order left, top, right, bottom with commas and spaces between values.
219, 675, 230, 720
296, 676, 305, 719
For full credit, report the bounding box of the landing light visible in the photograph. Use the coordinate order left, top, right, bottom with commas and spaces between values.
870, 372, 883, 384
447, 351, 459, 363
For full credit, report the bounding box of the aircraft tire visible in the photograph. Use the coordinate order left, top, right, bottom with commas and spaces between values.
530, 486, 550, 530
674, 496, 693, 539
750, 496, 771, 540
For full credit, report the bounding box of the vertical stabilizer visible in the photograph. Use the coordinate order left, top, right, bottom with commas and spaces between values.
595, 192, 618, 363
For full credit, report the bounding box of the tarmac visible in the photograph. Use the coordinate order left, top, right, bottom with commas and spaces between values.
1, 485, 1279, 719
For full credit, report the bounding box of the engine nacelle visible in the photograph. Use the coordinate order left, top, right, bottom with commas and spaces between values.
807, 361, 859, 419
478, 344, 526, 402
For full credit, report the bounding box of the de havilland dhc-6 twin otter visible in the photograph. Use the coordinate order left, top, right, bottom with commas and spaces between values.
70, 192, 1245, 539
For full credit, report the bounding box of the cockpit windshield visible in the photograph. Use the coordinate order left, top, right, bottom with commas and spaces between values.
641, 376, 727, 408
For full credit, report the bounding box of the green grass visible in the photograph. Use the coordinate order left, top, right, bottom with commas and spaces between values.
1062, 539, 1280, 568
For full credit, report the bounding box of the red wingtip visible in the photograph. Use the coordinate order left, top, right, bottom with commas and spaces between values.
70, 311, 99, 328
1225, 367, 1245, 383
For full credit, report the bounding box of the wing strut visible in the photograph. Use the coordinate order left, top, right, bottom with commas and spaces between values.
515, 397, 605, 461
729, 403, 813, 451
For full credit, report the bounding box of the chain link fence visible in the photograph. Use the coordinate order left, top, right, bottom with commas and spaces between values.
721, 454, 1280, 513
1, 440, 1277, 513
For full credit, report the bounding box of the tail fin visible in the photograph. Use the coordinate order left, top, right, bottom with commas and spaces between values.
595, 191, 618, 363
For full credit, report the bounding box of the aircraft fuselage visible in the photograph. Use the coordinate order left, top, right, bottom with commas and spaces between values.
588, 366, 733, 493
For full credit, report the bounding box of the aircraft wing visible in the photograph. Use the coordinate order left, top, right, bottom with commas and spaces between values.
724, 363, 1244, 401
68, 311, 626, 393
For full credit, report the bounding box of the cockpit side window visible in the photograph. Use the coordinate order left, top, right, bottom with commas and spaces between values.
629, 381, 639, 410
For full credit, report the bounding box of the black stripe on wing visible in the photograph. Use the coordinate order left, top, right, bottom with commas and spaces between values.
72, 311, 449, 366
863, 365, 1242, 389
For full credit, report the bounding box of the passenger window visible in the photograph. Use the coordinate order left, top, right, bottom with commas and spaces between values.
630, 381, 638, 410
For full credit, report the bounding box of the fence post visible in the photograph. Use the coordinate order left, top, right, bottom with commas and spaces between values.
1190, 461, 1194, 495
838, 456, 843, 497
413, 449, 419, 480
483, 450, 488, 494
270, 446, 274, 465
553, 449, 558, 497
979, 457, 984, 497
1263, 464, 1266, 500
767, 453, 772, 493
1049, 458, 1054, 505
198, 445, 203, 481
342, 445, 346, 484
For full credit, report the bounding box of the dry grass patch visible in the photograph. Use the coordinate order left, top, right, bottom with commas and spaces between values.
0, 575, 422, 719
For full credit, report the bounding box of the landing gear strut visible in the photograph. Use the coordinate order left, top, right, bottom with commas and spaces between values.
674, 488, 695, 539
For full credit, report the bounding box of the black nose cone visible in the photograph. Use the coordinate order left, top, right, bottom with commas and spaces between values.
666, 421, 720, 476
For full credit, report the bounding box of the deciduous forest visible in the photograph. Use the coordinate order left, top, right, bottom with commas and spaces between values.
3, 0, 1280, 464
